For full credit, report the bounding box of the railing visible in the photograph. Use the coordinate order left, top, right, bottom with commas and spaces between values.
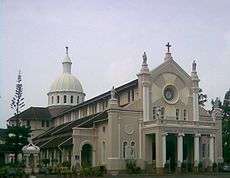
144, 116, 215, 127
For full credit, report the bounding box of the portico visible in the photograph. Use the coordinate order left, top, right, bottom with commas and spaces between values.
142, 118, 218, 173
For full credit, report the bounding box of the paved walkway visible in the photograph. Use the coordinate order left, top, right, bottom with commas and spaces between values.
36, 173, 230, 178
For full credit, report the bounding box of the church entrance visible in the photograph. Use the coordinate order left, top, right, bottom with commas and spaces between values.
166, 134, 177, 172
81, 144, 92, 167
183, 134, 194, 172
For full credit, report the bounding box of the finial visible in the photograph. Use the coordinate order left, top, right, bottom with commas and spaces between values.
166, 42, 171, 53
111, 86, 116, 99
142, 52, 147, 64
65, 46, 69, 55
192, 60, 197, 72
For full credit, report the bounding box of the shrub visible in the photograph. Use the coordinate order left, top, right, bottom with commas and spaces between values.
198, 161, 203, 172
80, 166, 92, 176
217, 162, 223, 172
181, 161, 187, 173
213, 162, 217, 172
92, 166, 106, 177
62, 161, 71, 168
125, 159, 141, 174
42, 158, 50, 166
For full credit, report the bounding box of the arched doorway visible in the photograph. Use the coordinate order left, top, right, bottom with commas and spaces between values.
81, 144, 92, 166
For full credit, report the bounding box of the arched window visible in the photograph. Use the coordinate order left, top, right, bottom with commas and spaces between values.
130, 141, 135, 159
64, 95, 67, 103
123, 142, 128, 158
57, 95, 60, 103
51, 96, 54, 104
102, 141, 106, 164
70, 96, 73, 103
77, 96, 79, 104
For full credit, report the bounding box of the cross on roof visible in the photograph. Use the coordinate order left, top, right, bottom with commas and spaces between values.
65, 46, 69, 55
166, 42, 171, 53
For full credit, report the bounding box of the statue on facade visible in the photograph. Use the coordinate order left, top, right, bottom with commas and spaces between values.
142, 52, 147, 64
192, 60, 197, 72
111, 86, 116, 99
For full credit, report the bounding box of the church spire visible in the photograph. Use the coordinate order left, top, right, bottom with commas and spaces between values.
164, 42, 173, 61
62, 46, 72, 74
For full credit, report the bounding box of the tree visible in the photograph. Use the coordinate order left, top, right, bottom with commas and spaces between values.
5, 70, 30, 163
198, 88, 207, 106
222, 89, 230, 162
10, 70, 25, 117
211, 89, 230, 162
4, 125, 31, 163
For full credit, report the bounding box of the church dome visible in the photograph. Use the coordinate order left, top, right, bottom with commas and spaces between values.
50, 73, 83, 93
47, 47, 85, 107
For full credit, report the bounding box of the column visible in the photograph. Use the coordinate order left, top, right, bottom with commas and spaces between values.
162, 133, 167, 167
209, 135, 215, 164
143, 81, 150, 122
194, 133, 200, 166
138, 119, 142, 159
192, 90, 199, 121
92, 149, 96, 166
177, 133, 184, 167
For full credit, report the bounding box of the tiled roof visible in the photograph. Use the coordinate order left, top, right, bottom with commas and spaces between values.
8, 107, 51, 121
33, 111, 107, 141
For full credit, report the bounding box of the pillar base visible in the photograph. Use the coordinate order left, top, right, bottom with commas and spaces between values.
24, 168, 32, 174
156, 167, 164, 175
176, 167, 182, 174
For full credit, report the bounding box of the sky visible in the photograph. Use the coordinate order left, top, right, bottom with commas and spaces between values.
1, 0, 230, 128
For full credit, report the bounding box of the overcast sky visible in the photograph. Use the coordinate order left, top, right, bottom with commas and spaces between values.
1, 0, 230, 127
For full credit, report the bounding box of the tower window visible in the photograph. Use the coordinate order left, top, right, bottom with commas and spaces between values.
64, 95, 67, 103
26, 120, 30, 127
42, 120, 45, 127
77, 96, 79, 104
70, 96, 73, 103
51, 96, 54, 104
130, 141, 135, 158
128, 90, 130, 102
57, 96, 60, 103
123, 142, 128, 158
131, 89, 135, 101
183, 109, 187, 120
46, 121, 49, 127
176, 109, 179, 120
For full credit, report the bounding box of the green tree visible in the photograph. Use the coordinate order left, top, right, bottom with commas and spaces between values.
5, 125, 31, 163
222, 89, 230, 162
10, 70, 25, 117
5, 70, 31, 163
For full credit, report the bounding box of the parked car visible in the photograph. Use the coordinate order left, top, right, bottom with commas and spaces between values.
222, 163, 230, 172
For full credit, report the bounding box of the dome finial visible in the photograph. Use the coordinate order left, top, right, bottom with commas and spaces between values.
65, 46, 69, 56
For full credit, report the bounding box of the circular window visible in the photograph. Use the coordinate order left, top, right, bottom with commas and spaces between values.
164, 88, 174, 101
163, 85, 179, 104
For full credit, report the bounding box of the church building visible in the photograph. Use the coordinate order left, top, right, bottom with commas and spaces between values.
8, 44, 223, 174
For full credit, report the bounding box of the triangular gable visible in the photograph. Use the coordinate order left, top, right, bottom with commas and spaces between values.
150, 59, 192, 85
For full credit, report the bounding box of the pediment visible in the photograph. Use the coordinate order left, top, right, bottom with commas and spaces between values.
150, 59, 192, 87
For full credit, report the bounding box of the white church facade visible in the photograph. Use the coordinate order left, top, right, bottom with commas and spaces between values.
8, 45, 223, 174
